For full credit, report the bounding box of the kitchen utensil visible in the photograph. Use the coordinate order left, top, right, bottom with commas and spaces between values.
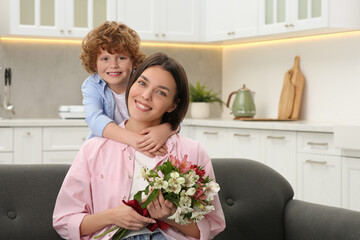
3, 68, 15, 114
289, 56, 304, 119
227, 84, 256, 118
278, 70, 295, 119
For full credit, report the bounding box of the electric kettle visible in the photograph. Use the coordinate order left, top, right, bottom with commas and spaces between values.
226, 84, 256, 118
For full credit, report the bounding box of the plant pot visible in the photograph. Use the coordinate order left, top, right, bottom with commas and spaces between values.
190, 102, 210, 119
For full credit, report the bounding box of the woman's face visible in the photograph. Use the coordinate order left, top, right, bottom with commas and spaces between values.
128, 66, 177, 126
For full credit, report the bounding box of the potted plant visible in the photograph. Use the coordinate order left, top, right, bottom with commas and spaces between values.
189, 81, 223, 119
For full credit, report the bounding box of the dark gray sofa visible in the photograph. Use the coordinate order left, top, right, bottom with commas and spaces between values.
1, 159, 360, 240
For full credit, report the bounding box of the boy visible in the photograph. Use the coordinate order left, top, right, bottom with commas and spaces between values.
80, 21, 176, 156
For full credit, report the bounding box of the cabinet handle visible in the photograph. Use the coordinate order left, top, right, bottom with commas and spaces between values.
162, 33, 166, 37
60, 29, 64, 33
155, 33, 159, 37
203, 131, 218, 135
285, 24, 289, 28
26, 132, 31, 136
267, 136, 285, 140
306, 159, 328, 165
82, 137, 86, 142
231, 32, 235, 35
68, 29, 71, 33
234, 133, 250, 137
227, 32, 231, 35
289, 24, 294, 28
307, 142, 328, 147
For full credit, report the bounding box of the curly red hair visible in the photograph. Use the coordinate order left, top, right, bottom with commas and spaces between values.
80, 21, 145, 74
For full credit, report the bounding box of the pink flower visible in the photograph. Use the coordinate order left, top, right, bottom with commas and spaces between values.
170, 154, 192, 174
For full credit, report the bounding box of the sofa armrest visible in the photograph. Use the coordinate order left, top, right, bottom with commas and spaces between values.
285, 199, 360, 240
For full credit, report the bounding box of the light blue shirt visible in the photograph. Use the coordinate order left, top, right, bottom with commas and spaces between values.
81, 73, 129, 139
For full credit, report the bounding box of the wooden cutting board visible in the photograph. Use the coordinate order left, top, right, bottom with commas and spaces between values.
290, 56, 305, 119
278, 69, 295, 119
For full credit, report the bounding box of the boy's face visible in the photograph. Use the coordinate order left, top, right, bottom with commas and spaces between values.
95, 48, 133, 94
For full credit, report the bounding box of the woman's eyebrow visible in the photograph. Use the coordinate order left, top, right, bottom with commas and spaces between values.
140, 74, 171, 92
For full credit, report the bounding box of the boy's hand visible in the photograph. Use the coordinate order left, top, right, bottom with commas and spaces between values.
136, 123, 175, 156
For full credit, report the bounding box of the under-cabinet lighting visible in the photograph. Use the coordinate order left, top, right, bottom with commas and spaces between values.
1, 30, 359, 48
222, 30, 360, 49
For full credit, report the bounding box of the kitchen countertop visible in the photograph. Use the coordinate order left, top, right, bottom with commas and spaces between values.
183, 118, 336, 133
0, 118, 88, 127
0, 118, 335, 132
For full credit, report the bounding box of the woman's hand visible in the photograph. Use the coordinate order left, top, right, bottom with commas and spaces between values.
108, 204, 156, 231
147, 191, 177, 221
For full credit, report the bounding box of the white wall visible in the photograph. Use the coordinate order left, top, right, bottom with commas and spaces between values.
222, 31, 360, 122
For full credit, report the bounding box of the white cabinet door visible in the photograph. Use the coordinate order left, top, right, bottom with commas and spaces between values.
43, 127, 88, 151
195, 127, 228, 159
228, 128, 260, 161
261, 130, 297, 192
297, 153, 341, 207
9, 0, 116, 38
0, 128, 13, 152
0, 153, 13, 164
117, 0, 200, 42
259, 0, 329, 35
205, 0, 258, 42
117, 0, 158, 40
14, 127, 42, 164
342, 157, 360, 211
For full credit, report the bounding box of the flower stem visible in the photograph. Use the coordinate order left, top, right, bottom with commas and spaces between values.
94, 226, 119, 239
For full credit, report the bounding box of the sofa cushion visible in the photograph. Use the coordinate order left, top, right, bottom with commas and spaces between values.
0, 164, 70, 240
212, 158, 294, 240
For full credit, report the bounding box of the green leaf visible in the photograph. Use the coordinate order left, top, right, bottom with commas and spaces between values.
189, 81, 224, 106
141, 189, 160, 208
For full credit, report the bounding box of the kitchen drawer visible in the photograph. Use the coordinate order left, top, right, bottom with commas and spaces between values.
228, 128, 260, 161
43, 151, 78, 164
43, 127, 89, 151
0, 128, 13, 152
0, 153, 13, 164
194, 126, 228, 158
297, 132, 341, 156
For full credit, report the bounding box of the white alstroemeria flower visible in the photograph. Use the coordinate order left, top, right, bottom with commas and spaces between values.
185, 187, 196, 197
184, 170, 199, 187
170, 172, 180, 178
179, 193, 192, 207
168, 178, 182, 194
141, 167, 152, 180
153, 177, 168, 189
204, 182, 220, 201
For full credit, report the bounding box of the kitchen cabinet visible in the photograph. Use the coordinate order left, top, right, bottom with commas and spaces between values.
0, 128, 13, 164
259, 0, 360, 36
297, 153, 341, 207
193, 126, 260, 160
14, 127, 42, 164
204, 0, 258, 42
6, 0, 116, 38
0, 124, 89, 165
195, 126, 228, 159
116, 0, 200, 42
228, 128, 260, 161
260, 130, 297, 192
342, 157, 360, 211
296, 132, 342, 207
42, 127, 88, 163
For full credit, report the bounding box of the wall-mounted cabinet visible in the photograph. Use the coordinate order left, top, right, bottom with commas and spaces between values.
2, 0, 116, 38
258, 0, 360, 36
116, 0, 200, 42
204, 0, 258, 42
1, 0, 360, 42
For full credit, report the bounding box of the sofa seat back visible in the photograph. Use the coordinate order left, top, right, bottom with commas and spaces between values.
0, 164, 70, 240
212, 158, 294, 240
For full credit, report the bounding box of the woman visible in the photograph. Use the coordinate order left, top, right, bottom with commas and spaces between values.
53, 52, 225, 240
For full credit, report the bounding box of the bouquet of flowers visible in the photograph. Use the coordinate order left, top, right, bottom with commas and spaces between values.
95, 154, 220, 240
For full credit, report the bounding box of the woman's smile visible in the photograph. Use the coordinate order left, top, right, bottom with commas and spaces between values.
135, 100, 152, 111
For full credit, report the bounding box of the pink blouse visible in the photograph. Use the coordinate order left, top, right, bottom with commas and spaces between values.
53, 126, 226, 240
